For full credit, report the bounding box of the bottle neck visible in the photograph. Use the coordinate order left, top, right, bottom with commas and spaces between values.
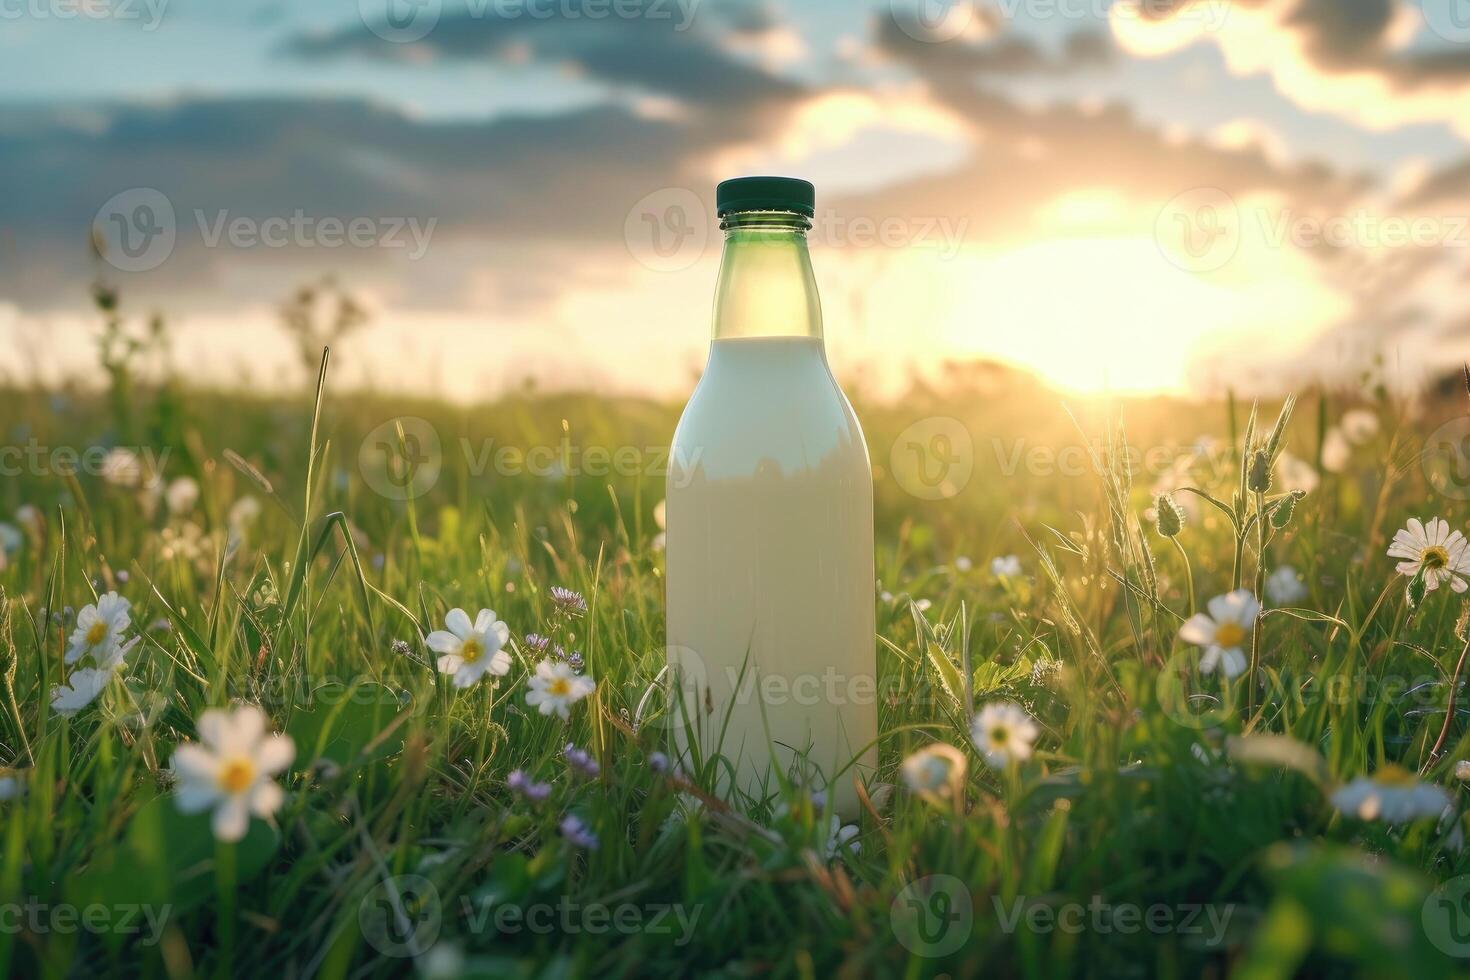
711, 211, 822, 341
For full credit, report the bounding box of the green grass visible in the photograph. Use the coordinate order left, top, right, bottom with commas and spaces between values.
4, 351, 1470, 979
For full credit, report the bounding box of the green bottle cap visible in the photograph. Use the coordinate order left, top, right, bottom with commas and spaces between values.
715, 176, 815, 218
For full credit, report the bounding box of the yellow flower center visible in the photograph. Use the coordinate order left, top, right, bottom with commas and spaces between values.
548, 677, 572, 697
85, 621, 108, 646
1421, 545, 1450, 571
460, 638, 483, 663
989, 726, 1009, 745
217, 758, 256, 794
1214, 622, 1246, 648
1374, 764, 1417, 787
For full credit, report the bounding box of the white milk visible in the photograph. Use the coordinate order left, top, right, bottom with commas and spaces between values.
667, 334, 877, 816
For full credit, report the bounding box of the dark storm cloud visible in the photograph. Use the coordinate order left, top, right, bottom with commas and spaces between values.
283, 0, 803, 110
870, 14, 1113, 76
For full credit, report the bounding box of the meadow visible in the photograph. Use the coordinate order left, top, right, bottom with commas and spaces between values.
4, 308, 1470, 978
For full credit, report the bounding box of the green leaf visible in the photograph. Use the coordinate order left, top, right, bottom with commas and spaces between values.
67, 795, 279, 916
287, 681, 411, 769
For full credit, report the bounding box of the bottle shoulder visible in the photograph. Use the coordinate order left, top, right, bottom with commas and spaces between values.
670, 340, 870, 477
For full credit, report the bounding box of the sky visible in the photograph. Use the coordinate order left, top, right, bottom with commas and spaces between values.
3, 0, 1470, 400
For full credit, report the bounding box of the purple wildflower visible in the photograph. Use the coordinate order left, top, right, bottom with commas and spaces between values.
548, 586, 587, 617
508, 769, 552, 803
563, 742, 601, 778
648, 751, 670, 774
523, 632, 552, 653
560, 814, 599, 850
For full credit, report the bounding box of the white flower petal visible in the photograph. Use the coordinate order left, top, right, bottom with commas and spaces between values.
445, 608, 473, 639
211, 796, 250, 842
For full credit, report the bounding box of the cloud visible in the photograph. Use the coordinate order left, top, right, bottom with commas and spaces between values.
1112, 0, 1470, 137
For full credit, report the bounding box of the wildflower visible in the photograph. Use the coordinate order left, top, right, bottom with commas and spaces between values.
954, 556, 973, 572
1387, 518, 1470, 594
171, 705, 295, 842
563, 743, 601, 778
165, 476, 200, 515
991, 555, 1022, 578
523, 632, 552, 654
1275, 452, 1319, 495
0, 523, 21, 556
1265, 566, 1307, 605
549, 586, 588, 617
51, 668, 116, 716
508, 769, 552, 803
0, 773, 22, 801
427, 608, 512, 688
1154, 494, 1184, 537
1330, 766, 1452, 823
1320, 427, 1351, 474
526, 659, 596, 720
564, 650, 585, 673
228, 496, 262, 533
66, 592, 132, 665
1178, 590, 1260, 679
560, 814, 599, 850
825, 817, 860, 858
390, 639, 411, 657
648, 751, 670, 774
100, 448, 145, 487
1455, 760, 1470, 782
970, 701, 1039, 768
1340, 408, 1379, 445
900, 742, 967, 802
15, 505, 42, 536
1246, 450, 1272, 493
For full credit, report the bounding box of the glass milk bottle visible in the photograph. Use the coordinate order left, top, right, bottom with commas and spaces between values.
666, 176, 877, 817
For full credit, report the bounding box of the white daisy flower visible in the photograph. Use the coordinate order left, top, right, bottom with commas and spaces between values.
1178, 590, 1260, 679
66, 592, 132, 665
0, 523, 21, 555
50, 667, 117, 716
171, 705, 295, 842
165, 476, 200, 515
1340, 408, 1379, 445
526, 659, 596, 720
1265, 566, 1307, 606
1320, 426, 1351, 474
1330, 766, 1452, 823
229, 496, 262, 531
1387, 517, 1470, 594
427, 608, 512, 688
900, 742, 967, 801
100, 448, 145, 487
954, 556, 973, 573
970, 701, 1038, 769
1275, 452, 1319, 495
990, 555, 1022, 578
